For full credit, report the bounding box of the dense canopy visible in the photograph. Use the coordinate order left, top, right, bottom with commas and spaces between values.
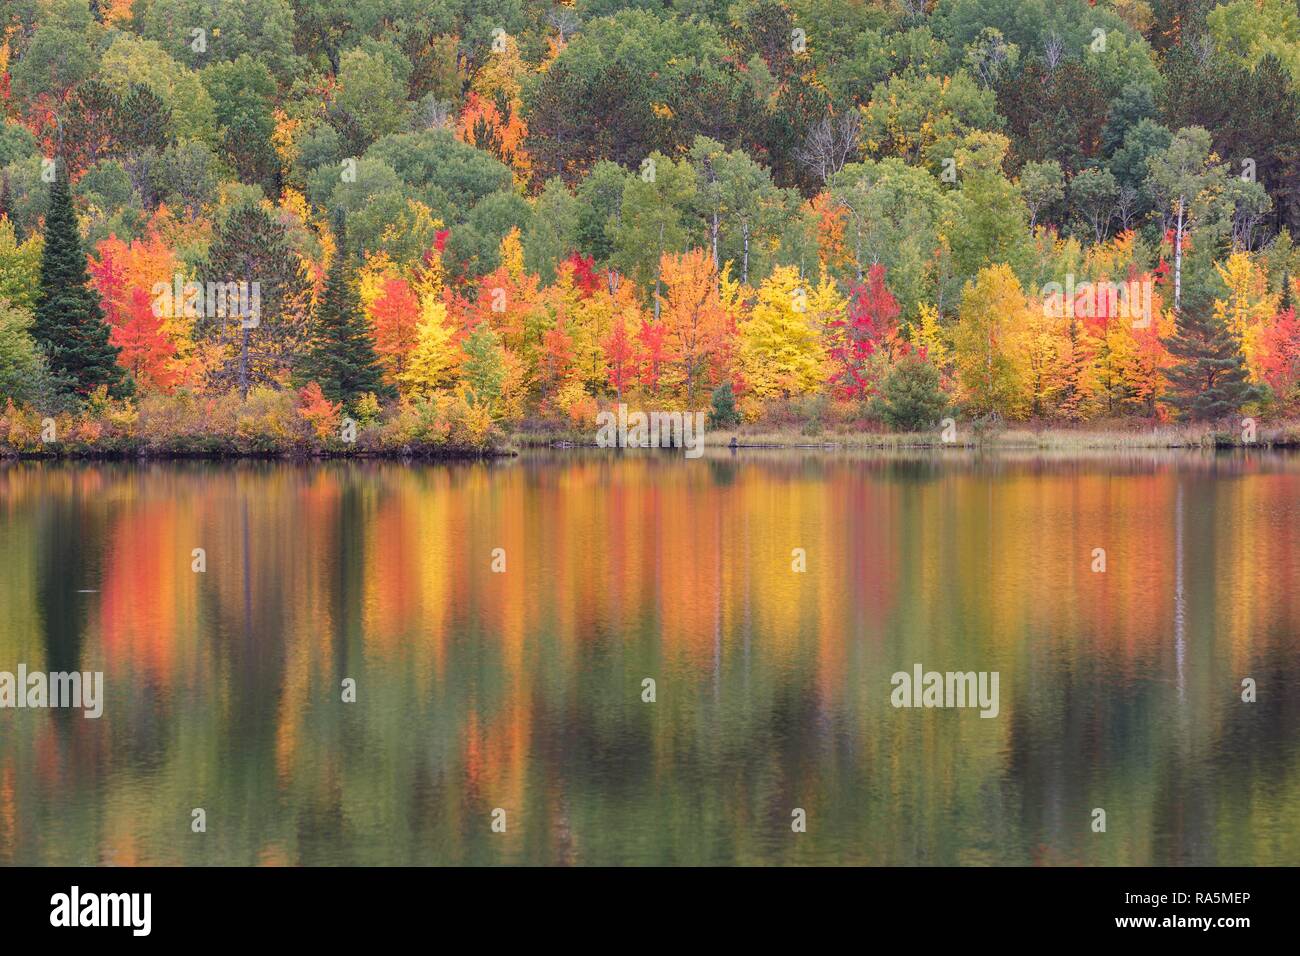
3, 0, 1300, 450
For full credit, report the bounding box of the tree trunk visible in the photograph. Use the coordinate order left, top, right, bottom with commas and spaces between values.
239, 326, 250, 401
742, 223, 750, 285
653, 222, 664, 321
711, 211, 719, 272
1174, 196, 1184, 315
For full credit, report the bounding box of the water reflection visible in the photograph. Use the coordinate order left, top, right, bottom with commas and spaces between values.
0, 450, 1297, 865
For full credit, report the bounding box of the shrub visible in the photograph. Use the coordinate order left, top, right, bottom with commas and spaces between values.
871, 354, 949, 432
707, 382, 741, 428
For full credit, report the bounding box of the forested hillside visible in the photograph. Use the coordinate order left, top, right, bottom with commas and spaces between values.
2, 0, 1300, 452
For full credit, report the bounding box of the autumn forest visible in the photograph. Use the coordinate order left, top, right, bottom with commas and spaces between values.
2, 0, 1300, 454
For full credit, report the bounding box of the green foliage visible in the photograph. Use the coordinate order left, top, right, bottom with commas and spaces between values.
707, 382, 742, 428
871, 353, 949, 431
0, 299, 44, 404
98, 35, 216, 144
612, 152, 697, 296
141, 0, 299, 75
201, 202, 310, 396
830, 158, 951, 313
0, 218, 43, 312
299, 220, 390, 408
1165, 295, 1263, 421
364, 130, 513, 220
1019, 160, 1064, 231
8, 0, 100, 102
32, 169, 130, 399
523, 178, 581, 282
460, 323, 507, 417
446, 190, 533, 278
332, 47, 410, 152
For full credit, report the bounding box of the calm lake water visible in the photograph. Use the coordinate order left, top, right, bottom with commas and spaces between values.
0, 451, 1297, 866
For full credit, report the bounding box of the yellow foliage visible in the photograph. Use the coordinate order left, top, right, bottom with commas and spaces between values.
739, 266, 828, 399
913, 302, 950, 369
499, 227, 526, 284
951, 264, 1033, 418
1213, 252, 1276, 381
399, 298, 460, 397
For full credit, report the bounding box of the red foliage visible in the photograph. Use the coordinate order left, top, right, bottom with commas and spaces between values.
88, 236, 131, 326
603, 316, 636, 398
566, 252, 600, 297
370, 277, 421, 380
829, 263, 899, 399
1257, 306, 1300, 405
297, 381, 341, 439
541, 319, 574, 387
111, 287, 182, 392
636, 319, 668, 396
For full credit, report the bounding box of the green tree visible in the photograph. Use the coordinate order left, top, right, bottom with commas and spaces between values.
331, 48, 410, 153
945, 133, 1031, 285
445, 190, 533, 280
1164, 296, 1263, 421
299, 219, 390, 408
461, 323, 507, 417
861, 69, 1003, 175
142, 0, 298, 75
8, 0, 100, 103
202, 55, 280, 192
871, 353, 949, 431
708, 381, 742, 428
32, 167, 129, 398
1070, 167, 1119, 243
0, 299, 44, 403
689, 135, 786, 284
1146, 127, 1226, 314
1019, 160, 1064, 232
201, 203, 310, 397
575, 161, 631, 265
830, 158, 951, 314
96, 34, 216, 143
0, 217, 43, 312
523, 178, 581, 283
612, 152, 696, 314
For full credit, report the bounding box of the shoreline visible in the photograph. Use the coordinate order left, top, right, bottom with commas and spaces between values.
8, 425, 1300, 461
0, 444, 517, 462
510, 422, 1300, 451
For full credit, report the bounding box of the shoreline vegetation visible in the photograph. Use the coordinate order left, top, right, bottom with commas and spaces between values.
0, 389, 512, 460
7, 393, 1300, 461
515, 420, 1300, 451
4, 4, 1300, 469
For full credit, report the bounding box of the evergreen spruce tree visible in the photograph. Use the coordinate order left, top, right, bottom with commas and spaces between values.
708, 382, 741, 428
300, 216, 389, 407
870, 353, 949, 432
1164, 290, 1261, 421
32, 163, 130, 398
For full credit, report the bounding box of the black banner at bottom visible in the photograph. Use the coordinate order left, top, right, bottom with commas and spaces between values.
0, 866, 1281, 942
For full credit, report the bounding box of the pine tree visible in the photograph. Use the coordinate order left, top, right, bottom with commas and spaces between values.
871, 352, 949, 432
201, 202, 308, 398
300, 218, 390, 407
1164, 291, 1261, 421
32, 164, 130, 398
708, 381, 741, 427
117, 84, 173, 156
